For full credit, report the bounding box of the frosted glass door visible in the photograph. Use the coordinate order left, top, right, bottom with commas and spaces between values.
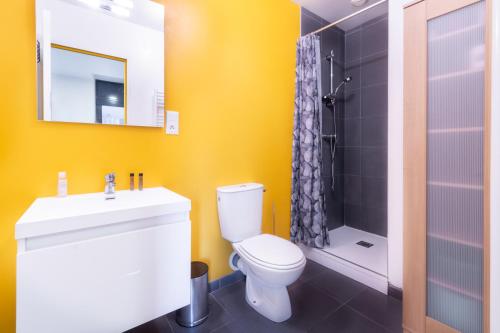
426, 2, 485, 332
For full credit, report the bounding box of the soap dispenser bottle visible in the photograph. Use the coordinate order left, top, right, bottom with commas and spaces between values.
57, 171, 68, 197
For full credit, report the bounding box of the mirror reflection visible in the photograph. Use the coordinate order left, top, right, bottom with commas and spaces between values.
51, 45, 126, 125
36, 0, 164, 127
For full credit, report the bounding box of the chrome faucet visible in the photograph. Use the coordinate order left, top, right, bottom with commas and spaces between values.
104, 173, 116, 200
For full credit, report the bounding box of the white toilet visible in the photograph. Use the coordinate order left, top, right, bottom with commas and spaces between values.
216, 183, 306, 322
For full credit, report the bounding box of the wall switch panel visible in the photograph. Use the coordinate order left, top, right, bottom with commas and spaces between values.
166, 111, 179, 135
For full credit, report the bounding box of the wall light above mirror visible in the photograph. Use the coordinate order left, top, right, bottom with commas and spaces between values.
36, 0, 164, 127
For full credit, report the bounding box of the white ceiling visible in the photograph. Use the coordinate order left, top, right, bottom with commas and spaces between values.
59, 0, 164, 31
294, 0, 388, 31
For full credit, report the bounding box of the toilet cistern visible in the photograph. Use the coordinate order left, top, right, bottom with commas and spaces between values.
216, 183, 306, 322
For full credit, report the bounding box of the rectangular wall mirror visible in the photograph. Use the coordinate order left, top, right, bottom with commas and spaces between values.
36, 0, 164, 127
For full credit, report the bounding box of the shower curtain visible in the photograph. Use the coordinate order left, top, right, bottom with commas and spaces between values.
290, 35, 330, 249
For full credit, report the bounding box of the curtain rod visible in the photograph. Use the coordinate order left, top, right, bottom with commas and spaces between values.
306, 0, 388, 36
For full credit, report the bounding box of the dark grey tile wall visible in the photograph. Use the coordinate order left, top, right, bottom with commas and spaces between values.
300, 9, 388, 236
343, 15, 388, 237
301, 8, 346, 231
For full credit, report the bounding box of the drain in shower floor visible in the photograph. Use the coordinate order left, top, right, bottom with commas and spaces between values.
356, 240, 374, 248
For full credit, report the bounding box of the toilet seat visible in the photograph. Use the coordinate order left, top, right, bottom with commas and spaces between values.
236, 234, 305, 271
231, 234, 306, 322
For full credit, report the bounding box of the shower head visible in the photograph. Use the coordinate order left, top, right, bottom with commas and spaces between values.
333, 76, 353, 97
322, 76, 353, 105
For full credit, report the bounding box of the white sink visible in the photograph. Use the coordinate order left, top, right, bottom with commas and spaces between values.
16, 187, 191, 333
16, 187, 190, 239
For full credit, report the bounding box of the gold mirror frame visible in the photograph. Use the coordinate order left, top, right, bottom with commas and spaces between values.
50, 43, 128, 125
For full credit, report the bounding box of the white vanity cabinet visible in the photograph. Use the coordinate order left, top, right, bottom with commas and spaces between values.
15, 187, 191, 333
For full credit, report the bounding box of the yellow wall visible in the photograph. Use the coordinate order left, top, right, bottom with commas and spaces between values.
0, 0, 299, 331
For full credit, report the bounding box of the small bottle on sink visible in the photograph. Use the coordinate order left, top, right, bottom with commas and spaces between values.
138, 173, 143, 191
57, 171, 68, 197
130, 173, 135, 191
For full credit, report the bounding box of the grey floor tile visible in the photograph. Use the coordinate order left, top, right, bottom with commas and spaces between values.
211, 281, 248, 317
309, 306, 389, 333
132, 267, 402, 333
347, 289, 403, 333
308, 269, 367, 304
167, 295, 232, 333
125, 314, 173, 333
284, 281, 342, 331
211, 279, 295, 330
212, 306, 302, 333
298, 260, 329, 284
212, 281, 302, 333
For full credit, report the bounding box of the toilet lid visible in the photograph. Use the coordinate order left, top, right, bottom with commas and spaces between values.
239, 234, 304, 267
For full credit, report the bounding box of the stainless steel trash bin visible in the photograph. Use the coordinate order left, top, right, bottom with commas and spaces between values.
176, 261, 209, 327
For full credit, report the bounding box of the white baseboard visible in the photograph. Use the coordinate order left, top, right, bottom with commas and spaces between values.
300, 245, 388, 295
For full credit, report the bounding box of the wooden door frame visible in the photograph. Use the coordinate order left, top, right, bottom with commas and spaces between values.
402, 2, 427, 332
402, 0, 491, 332
426, 0, 482, 19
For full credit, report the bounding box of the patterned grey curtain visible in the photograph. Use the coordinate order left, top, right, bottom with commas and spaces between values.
290, 35, 330, 249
